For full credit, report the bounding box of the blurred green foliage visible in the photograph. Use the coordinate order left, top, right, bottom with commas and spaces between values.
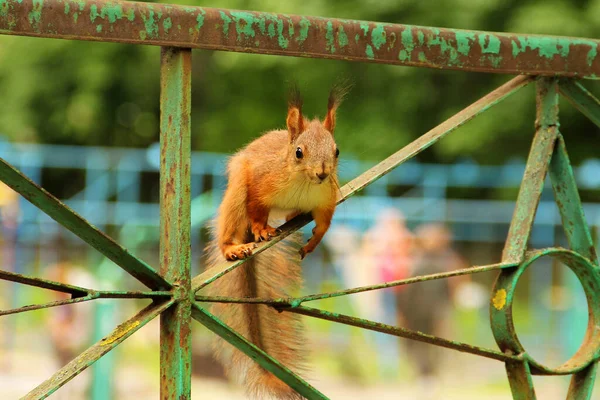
0, 0, 599, 163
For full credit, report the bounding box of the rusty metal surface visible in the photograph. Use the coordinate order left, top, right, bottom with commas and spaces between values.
283, 305, 520, 363
501, 78, 559, 264
25, 299, 173, 399
1, 0, 600, 77
191, 75, 531, 294
0, 268, 89, 297
158, 47, 192, 400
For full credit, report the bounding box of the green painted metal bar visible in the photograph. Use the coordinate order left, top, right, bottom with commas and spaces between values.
1, 0, 600, 78
0, 159, 171, 290
281, 305, 520, 363
95, 290, 173, 299
24, 299, 173, 399
192, 75, 532, 293
0, 294, 96, 316
501, 78, 559, 264
567, 363, 598, 400
0, 268, 89, 297
158, 46, 192, 400
191, 303, 328, 399
559, 80, 600, 128
195, 261, 516, 306
549, 134, 598, 262
505, 360, 537, 400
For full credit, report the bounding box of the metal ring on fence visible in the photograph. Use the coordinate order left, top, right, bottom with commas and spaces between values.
490, 247, 600, 375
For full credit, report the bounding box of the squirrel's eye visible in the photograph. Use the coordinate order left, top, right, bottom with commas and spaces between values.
335, 148, 340, 158
295, 147, 303, 159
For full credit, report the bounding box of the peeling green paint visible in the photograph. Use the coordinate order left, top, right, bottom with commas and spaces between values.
90, 4, 98, 22
139, 30, 146, 40
0, 0, 10, 18
417, 30, 424, 46
195, 10, 205, 30
337, 25, 348, 48
140, 8, 159, 38
479, 34, 501, 54
96, 24, 102, 32
230, 11, 256, 40
73, 11, 78, 22
100, 4, 124, 24
219, 11, 231, 36
267, 22, 275, 38
359, 21, 369, 37
456, 32, 475, 56
418, 51, 428, 62
163, 17, 172, 33
365, 44, 374, 59
399, 28, 414, 62
63, 2, 69, 15
371, 23, 386, 50
512, 36, 574, 60
28, 0, 43, 26
354, 33, 359, 44
296, 17, 309, 44
325, 21, 335, 53
126, 8, 134, 22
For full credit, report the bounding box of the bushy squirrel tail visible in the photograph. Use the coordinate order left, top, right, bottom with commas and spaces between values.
203, 230, 306, 400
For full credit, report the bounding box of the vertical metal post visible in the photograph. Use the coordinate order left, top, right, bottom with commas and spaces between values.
159, 46, 192, 400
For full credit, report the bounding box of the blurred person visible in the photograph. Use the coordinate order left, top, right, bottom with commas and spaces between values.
356, 208, 415, 377
395, 223, 466, 396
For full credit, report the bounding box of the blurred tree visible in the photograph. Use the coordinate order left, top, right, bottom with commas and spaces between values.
0, 0, 598, 163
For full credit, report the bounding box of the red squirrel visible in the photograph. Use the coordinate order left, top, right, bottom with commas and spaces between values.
204, 84, 348, 399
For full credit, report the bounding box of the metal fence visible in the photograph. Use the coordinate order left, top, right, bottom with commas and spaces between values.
1, 1, 600, 399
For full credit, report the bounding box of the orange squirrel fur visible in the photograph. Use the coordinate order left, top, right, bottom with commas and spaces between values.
203, 84, 348, 399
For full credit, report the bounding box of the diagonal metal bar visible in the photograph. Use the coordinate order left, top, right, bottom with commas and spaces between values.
24, 299, 173, 399
191, 303, 328, 400
95, 290, 173, 299
0, 158, 171, 290
195, 261, 516, 306
0, 294, 97, 316
192, 75, 532, 293
505, 360, 537, 400
281, 305, 520, 363
559, 80, 600, 129
1, 0, 600, 77
0, 269, 89, 297
567, 362, 598, 400
502, 78, 559, 264
549, 134, 598, 262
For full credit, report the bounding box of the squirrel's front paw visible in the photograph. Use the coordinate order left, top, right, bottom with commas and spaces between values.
251, 225, 280, 242
223, 243, 257, 261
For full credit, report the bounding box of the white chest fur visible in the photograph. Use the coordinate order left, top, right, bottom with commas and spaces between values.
269, 178, 332, 217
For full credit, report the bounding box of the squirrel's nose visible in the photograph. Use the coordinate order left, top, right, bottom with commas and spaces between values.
316, 172, 329, 181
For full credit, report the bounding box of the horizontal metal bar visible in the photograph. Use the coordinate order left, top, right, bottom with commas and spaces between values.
195, 261, 516, 306
191, 303, 328, 399
95, 290, 173, 299
0, 158, 171, 290
559, 80, 600, 128
284, 305, 520, 363
192, 75, 530, 293
25, 299, 173, 399
0, 269, 89, 297
0, 294, 97, 316
1, 0, 599, 77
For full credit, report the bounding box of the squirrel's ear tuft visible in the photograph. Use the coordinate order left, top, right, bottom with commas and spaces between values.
287, 83, 304, 142
323, 79, 353, 134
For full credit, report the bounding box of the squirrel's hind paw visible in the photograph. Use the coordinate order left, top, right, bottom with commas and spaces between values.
251, 225, 280, 242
